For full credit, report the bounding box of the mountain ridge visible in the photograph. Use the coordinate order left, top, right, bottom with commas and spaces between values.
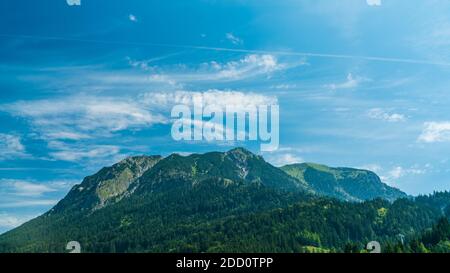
52, 147, 405, 215
281, 162, 407, 202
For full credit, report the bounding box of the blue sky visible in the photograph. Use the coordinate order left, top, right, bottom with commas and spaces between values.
2, 0, 450, 233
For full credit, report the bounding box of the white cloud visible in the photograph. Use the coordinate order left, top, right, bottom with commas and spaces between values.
0, 179, 77, 217
366, 0, 381, 6
0, 213, 36, 229
271, 84, 297, 90
356, 164, 429, 188
367, 108, 406, 122
0, 179, 78, 197
379, 165, 428, 186
142, 90, 278, 110
91, 70, 181, 88
48, 142, 121, 162
66, 0, 81, 6
2, 95, 166, 141
129, 14, 137, 22
125, 54, 292, 82
263, 147, 304, 167
211, 54, 282, 80
418, 122, 450, 143
388, 166, 425, 179
9, 181, 56, 197
147, 74, 179, 86
267, 153, 304, 167
0, 200, 58, 208
45, 131, 90, 141
141, 90, 277, 146
127, 58, 153, 71
226, 33, 243, 45
360, 164, 382, 173
2, 90, 276, 163
148, 54, 287, 82
0, 214, 23, 228
389, 166, 405, 179
0, 134, 29, 160
326, 73, 368, 90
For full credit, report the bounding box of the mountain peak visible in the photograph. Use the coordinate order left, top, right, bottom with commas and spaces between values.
134, 147, 306, 194
225, 147, 263, 163
121, 154, 163, 163
226, 147, 255, 156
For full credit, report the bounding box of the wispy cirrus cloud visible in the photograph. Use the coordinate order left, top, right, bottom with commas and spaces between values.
47, 141, 123, 163
73, 54, 293, 93
325, 73, 369, 91
7, 181, 56, 197
0, 180, 77, 228
0, 200, 59, 209
1, 89, 277, 164
142, 89, 278, 110
1, 95, 164, 164
2, 90, 276, 142
0, 134, 29, 160
205, 54, 282, 80
384, 165, 428, 181
226, 33, 243, 45
5, 33, 450, 66
0, 179, 77, 197
367, 108, 406, 123
2, 95, 167, 141
128, 54, 292, 84
418, 122, 450, 143
359, 163, 429, 189
0, 213, 37, 229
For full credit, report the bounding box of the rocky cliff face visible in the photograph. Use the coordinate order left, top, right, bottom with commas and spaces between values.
50, 155, 162, 214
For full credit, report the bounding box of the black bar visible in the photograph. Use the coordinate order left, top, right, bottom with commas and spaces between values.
0, 253, 445, 272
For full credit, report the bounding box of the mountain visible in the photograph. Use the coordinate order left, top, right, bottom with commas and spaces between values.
0, 148, 448, 253
43, 148, 403, 216
281, 163, 407, 202
51, 148, 311, 215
